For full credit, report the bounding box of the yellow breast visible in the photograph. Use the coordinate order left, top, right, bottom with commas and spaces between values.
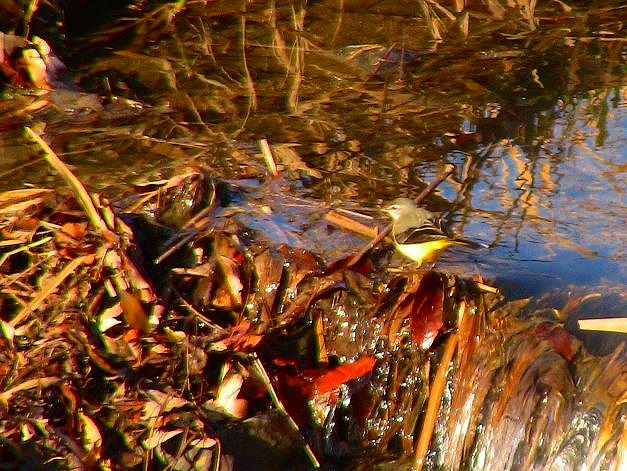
395, 240, 458, 266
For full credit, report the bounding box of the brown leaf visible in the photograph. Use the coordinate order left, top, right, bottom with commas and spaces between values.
116, 288, 149, 333
19, 47, 50, 89
143, 429, 183, 450
142, 390, 190, 421
0, 377, 61, 410
78, 411, 102, 453
213, 369, 248, 418
272, 143, 322, 178
251, 248, 285, 324
276, 276, 345, 329
323, 254, 374, 276
220, 321, 264, 351
253, 244, 322, 324
276, 244, 320, 286
61, 221, 88, 239
60, 383, 78, 414
212, 235, 244, 308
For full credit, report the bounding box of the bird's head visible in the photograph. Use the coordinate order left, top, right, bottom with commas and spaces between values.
384, 197, 418, 221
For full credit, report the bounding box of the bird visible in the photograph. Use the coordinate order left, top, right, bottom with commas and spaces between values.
383, 197, 480, 266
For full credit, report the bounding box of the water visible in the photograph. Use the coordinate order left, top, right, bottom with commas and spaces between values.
451, 87, 626, 295
2, 1, 625, 294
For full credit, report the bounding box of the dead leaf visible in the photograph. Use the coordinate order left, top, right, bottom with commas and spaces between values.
60, 221, 88, 239
0, 377, 61, 409
77, 411, 102, 453
391, 272, 445, 350
19, 47, 50, 89
531, 323, 580, 361
216, 254, 243, 307
116, 288, 149, 333
311, 356, 376, 396
142, 390, 190, 422
221, 321, 264, 351
413, 273, 445, 349
143, 429, 183, 450
272, 143, 322, 178
213, 369, 248, 418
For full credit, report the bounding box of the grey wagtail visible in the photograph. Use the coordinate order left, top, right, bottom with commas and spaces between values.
384, 197, 480, 266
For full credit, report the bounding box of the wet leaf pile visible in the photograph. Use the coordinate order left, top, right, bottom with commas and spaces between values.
1, 156, 624, 470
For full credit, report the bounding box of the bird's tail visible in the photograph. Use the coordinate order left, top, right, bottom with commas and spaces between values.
451, 238, 488, 249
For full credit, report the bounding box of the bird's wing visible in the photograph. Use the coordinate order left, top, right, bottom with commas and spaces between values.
393, 222, 448, 245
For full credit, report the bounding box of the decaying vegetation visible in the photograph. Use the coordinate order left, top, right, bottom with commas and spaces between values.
1, 1, 625, 470
1, 134, 624, 469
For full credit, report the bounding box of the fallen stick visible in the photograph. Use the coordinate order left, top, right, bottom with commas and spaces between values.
24, 127, 116, 242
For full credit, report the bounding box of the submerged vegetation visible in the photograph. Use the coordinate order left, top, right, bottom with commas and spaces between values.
0, 0, 625, 470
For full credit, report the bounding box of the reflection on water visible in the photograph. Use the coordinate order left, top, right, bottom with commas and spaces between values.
445, 88, 626, 295
1, 0, 625, 297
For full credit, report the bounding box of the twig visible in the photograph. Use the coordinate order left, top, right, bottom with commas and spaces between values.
324, 210, 379, 239
578, 318, 627, 334
154, 178, 216, 264
24, 127, 116, 242
0, 236, 52, 269
9, 254, 91, 328
171, 286, 228, 337
259, 139, 279, 177
239, 15, 257, 130
155, 229, 199, 265
412, 328, 459, 470
346, 164, 455, 268
250, 355, 320, 468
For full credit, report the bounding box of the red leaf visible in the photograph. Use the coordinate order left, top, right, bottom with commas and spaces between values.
410, 272, 445, 350
532, 323, 579, 361
323, 254, 374, 276
312, 356, 376, 395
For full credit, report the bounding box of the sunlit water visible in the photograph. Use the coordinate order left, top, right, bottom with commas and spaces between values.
1, 2, 625, 295
438, 87, 626, 296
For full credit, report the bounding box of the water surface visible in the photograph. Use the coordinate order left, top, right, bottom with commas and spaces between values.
1, 0, 625, 297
